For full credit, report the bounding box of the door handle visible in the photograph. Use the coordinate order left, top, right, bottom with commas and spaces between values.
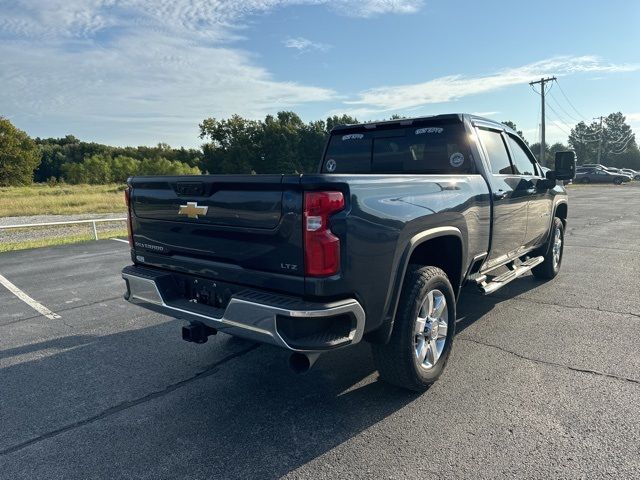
494, 190, 508, 200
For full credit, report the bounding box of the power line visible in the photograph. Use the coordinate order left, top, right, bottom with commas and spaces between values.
608, 135, 635, 154
549, 91, 582, 124
546, 102, 601, 143
571, 136, 600, 144
544, 103, 599, 144
546, 79, 637, 158
555, 79, 588, 122
545, 102, 575, 129
574, 129, 602, 139
609, 132, 634, 145
548, 119, 572, 137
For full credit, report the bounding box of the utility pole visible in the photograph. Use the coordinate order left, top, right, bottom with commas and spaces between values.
529, 76, 556, 167
594, 116, 604, 164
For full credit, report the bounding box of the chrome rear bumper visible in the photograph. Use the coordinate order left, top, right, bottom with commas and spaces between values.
122, 265, 365, 352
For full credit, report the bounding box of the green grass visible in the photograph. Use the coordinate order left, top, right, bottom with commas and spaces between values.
0, 183, 127, 218
0, 228, 128, 253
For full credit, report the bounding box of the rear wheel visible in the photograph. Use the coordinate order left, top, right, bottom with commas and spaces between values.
532, 217, 564, 280
582, 177, 590, 184
372, 266, 456, 391
614, 177, 623, 185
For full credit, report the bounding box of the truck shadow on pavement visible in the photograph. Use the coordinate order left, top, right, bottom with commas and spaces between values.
0, 334, 97, 361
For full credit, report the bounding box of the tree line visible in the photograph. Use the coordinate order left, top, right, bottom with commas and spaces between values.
1, 111, 638, 187
35, 136, 202, 183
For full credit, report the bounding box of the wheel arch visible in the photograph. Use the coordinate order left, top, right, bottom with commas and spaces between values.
405, 235, 464, 296
554, 201, 568, 226
367, 227, 466, 344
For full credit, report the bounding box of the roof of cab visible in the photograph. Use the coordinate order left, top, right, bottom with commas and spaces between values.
330, 113, 511, 135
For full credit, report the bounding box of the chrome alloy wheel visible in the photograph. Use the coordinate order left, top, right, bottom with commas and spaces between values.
552, 226, 562, 269
414, 289, 448, 369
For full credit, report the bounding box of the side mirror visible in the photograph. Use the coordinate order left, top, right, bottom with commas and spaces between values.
554, 151, 576, 180
540, 169, 557, 189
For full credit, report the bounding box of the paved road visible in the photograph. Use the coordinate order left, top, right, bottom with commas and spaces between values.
1, 185, 639, 479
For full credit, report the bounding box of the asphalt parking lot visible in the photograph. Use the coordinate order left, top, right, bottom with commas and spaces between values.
1, 184, 639, 479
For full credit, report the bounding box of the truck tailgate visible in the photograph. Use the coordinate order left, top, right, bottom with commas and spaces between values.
129, 175, 304, 281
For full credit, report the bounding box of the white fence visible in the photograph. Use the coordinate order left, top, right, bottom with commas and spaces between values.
0, 218, 127, 241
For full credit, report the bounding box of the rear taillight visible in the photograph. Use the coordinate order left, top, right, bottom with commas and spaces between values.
303, 191, 345, 277
124, 187, 134, 246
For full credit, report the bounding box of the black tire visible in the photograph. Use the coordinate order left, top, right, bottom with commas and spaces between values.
614, 177, 623, 185
372, 266, 456, 391
582, 177, 590, 184
532, 217, 564, 280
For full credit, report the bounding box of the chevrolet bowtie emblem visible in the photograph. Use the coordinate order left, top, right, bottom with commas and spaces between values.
178, 202, 208, 219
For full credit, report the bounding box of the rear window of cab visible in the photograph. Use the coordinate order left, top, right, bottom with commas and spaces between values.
322, 123, 474, 174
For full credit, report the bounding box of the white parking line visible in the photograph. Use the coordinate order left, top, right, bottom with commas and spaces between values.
110, 238, 129, 244
0, 273, 61, 320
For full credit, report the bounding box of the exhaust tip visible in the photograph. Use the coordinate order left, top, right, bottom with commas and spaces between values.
288, 352, 320, 374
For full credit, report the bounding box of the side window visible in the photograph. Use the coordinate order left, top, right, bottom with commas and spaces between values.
477, 128, 513, 175
506, 134, 537, 176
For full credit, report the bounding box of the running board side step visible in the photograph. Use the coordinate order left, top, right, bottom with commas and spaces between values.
478, 256, 544, 295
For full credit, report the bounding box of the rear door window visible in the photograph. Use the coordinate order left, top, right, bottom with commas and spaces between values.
477, 128, 513, 175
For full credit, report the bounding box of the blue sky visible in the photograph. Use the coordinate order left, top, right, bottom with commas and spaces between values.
1, 0, 639, 147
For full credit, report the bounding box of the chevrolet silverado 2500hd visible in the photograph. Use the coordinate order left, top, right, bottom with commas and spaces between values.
122, 114, 575, 391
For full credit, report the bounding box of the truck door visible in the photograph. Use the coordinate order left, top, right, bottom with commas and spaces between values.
476, 127, 529, 269
504, 132, 553, 248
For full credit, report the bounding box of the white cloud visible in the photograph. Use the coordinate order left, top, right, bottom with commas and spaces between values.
283, 36, 331, 52
0, 0, 423, 38
340, 56, 640, 116
329, 0, 423, 17
0, 35, 335, 145
0, 0, 421, 145
625, 113, 640, 123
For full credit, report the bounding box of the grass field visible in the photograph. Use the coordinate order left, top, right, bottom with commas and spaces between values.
0, 184, 127, 218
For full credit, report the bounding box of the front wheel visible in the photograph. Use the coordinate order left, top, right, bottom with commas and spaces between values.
614, 177, 623, 185
532, 217, 564, 280
372, 266, 456, 391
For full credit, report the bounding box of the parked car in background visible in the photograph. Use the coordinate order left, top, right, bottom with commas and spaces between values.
575, 167, 631, 184
603, 166, 633, 179
621, 168, 640, 180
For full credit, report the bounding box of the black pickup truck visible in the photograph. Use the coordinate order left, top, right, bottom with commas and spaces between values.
122, 114, 575, 391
